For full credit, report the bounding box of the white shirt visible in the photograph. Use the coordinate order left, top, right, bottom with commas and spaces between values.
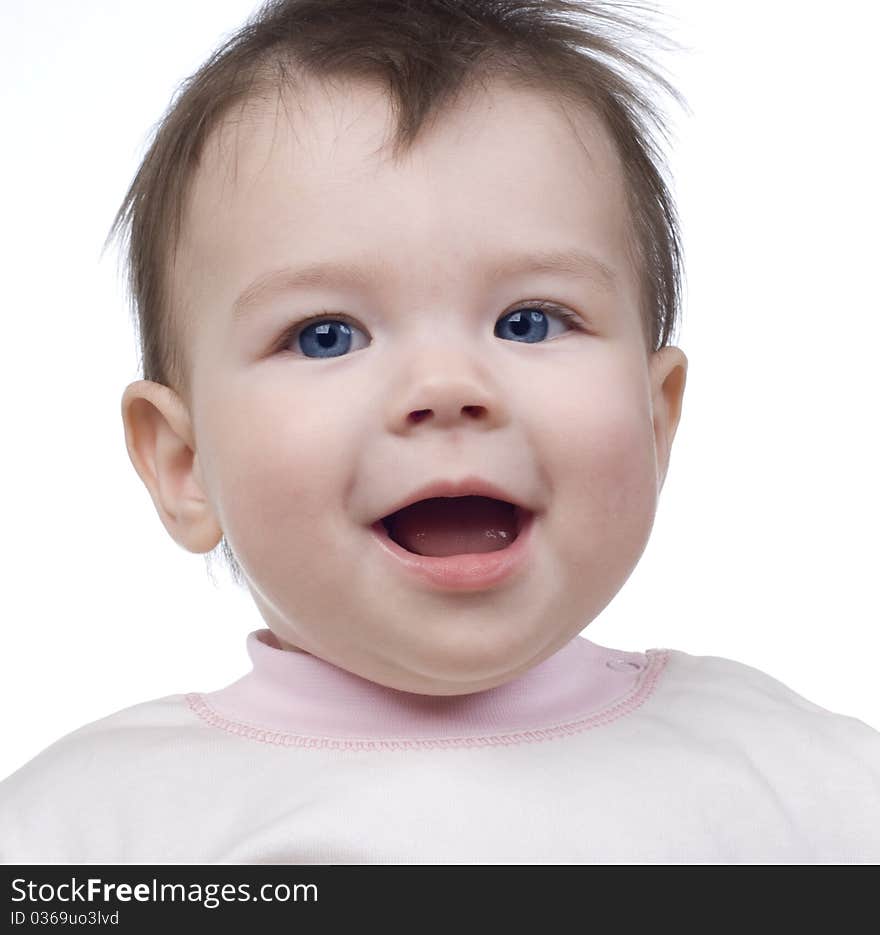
1, 629, 878, 863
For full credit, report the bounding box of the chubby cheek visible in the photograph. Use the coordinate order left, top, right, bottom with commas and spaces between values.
542, 382, 658, 591
204, 383, 355, 594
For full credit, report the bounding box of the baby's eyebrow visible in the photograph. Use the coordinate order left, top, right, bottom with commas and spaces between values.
231, 247, 618, 323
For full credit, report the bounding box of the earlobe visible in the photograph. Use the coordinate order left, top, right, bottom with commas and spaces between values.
120, 380, 223, 554
649, 346, 688, 494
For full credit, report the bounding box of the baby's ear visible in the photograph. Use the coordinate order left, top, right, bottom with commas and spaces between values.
649, 346, 688, 494
120, 380, 222, 554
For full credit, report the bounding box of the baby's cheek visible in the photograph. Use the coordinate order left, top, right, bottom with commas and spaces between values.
595, 418, 658, 531
209, 405, 347, 582
548, 403, 658, 584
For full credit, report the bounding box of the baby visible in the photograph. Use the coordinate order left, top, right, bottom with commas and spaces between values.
2, 0, 879, 864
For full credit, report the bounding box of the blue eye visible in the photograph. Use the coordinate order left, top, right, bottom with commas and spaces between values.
294, 319, 363, 359
279, 302, 586, 359
494, 303, 585, 343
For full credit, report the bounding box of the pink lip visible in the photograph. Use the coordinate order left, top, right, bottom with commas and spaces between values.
368, 508, 536, 592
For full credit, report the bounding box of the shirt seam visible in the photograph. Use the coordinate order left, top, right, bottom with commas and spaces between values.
183, 648, 671, 750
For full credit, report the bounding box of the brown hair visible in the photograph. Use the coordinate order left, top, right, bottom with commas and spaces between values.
104, 0, 688, 587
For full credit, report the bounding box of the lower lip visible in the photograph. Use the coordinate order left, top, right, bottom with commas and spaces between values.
368, 508, 537, 592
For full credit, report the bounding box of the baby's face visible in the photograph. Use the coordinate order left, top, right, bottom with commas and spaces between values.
133, 76, 686, 694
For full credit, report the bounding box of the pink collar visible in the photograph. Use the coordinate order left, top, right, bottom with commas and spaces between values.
187, 629, 668, 749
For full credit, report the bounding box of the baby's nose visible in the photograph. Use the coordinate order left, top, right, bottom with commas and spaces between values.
392, 374, 507, 435
383, 340, 512, 435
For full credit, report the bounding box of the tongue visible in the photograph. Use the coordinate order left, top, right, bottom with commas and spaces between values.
386, 496, 517, 557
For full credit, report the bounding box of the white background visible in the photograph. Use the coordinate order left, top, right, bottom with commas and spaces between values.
1, 0, 877, 782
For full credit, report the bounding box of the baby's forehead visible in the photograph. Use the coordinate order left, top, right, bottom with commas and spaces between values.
203, 75, 625, 206
175, 75, 638, 335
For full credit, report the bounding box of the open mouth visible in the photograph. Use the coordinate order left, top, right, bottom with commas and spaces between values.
376, 495, 529, 557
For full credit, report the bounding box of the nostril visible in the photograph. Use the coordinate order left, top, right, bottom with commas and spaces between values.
407, 407, 485, 423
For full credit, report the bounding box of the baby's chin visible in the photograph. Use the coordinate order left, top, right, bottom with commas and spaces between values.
265, 611, 576, 694
352, 637, 567, 697
273, 634, 310, 654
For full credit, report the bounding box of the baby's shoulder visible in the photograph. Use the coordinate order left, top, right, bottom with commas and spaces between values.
1, 693, 211, 786
656, 646, 880, 759
0, 693, 212, 861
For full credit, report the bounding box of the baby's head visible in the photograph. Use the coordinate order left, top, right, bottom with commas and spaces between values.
111, 0, 688, 695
